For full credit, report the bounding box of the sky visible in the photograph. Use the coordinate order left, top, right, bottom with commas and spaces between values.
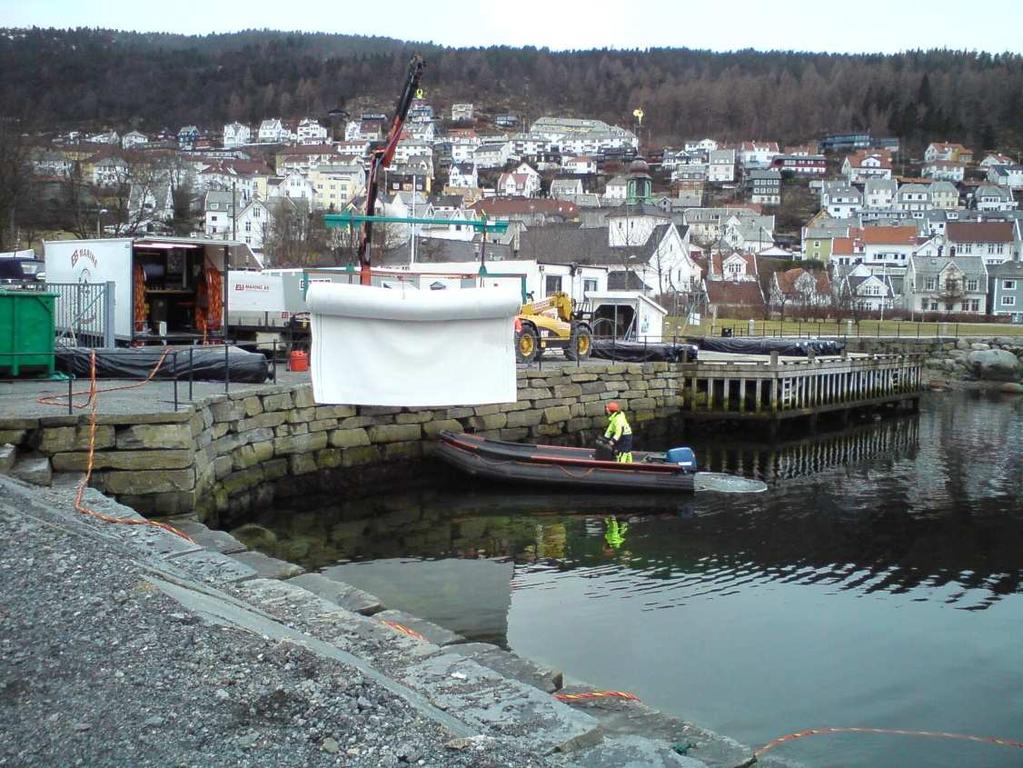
2, 0, 1022, 55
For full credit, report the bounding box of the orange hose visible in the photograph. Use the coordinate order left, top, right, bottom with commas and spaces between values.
554, 690, 640, 703
755, 726, 1023, 757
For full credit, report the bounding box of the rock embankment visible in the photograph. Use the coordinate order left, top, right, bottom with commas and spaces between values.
844, 336, 1023, 389
0, 474, 759, 768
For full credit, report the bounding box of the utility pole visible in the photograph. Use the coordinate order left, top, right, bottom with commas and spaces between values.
410, 174, 417, 265
231, 181, 237, 241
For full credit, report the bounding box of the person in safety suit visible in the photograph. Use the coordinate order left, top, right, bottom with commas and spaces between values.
603, 401, 633, 463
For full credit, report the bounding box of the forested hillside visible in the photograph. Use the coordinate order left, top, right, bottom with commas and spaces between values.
2, 28, 1022, 151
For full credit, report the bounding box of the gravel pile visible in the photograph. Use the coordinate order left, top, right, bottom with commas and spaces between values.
0, 495, 556, 768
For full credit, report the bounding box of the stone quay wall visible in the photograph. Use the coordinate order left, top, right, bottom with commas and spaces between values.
842, 336, 1023, 384
0, 363, 686, 523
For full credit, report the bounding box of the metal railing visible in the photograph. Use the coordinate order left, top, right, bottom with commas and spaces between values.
48, 281, 115, 349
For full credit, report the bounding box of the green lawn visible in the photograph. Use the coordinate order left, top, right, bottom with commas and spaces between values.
664, 317, 1023, 339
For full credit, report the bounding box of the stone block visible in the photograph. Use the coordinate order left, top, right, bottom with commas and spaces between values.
261, 392, 294, 412
291, 424, 309, 436
241, 396, 263, 417
237, 411, 288, 432
338, 415, 391, 429
499, 400, 531, 413
631, 397, 657, 410
287, 573, 383, 615
469, 413, 507, 431
229, 551, 304, 580
11, 456, 51, 486
96, 468, 195, 495
567, 417, 592, 432
367, 424, 421, 444
273, 431, 328, 456
211, 422, 231, 439
35, 425, 115, 454
52, 449, 194, 472
0, 430, 26, 445
396, 411, 434, 424
580, 382, 607, 395
232, 441, 275, 470
444, 407, 474, 419
116, 423, 193, 451
445, 642, 563, 693
507, 410, 543, 428
554, 384, 583, 398
287, 407, 317, 424
314, 405, 356, 420
382, 441, 422, 461
220, 466, 264, 496
0, 443, 16, 473
542, 405, 571, 424
213, 455, 234, 480
518, 387, 553, 400
342, 446, 381, 467
329, 428, 371, 449
423, 419, 463, 439
292, 386, 316, 408
316, 448, 343, 468
211, 399, 246, 423
360, 406, 403, 416
289, 453, 318, 475
569, 372, 599, 382
534, 423, 564, 437
262, 458, 289, 480
500, 428, 530, 442
307, 419, 334, 433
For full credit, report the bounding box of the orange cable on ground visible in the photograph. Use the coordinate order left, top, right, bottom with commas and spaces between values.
381, 620, 428, 642
554, 690, 641, 703
57, 350, 192, 542
755, 726, 1023, 758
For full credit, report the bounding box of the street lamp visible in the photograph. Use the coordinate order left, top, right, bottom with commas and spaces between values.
96, 208, 109, 238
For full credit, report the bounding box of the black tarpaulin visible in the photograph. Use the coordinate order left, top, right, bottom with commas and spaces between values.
590, 340, 699, 362
55, 345, 269, 382
694, 337, 847, 356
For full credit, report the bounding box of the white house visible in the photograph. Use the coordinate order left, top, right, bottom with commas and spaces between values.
444, 164, 476, 190
738, 141, 780, 168
987, 165, 1023, 190
929, 181, 959, 210
234, 198, 275, 250
973, 184, 1017, 212
839, 263, 895, 312
979, 153, 1014, 168
821, 181, 863, 219
922, 160, 965, 183
121, 130, 148, 149
842, 150, 893, 183
894, 184, 931, 215
88, 131, 120, 145
258, 119, 288, 144
905, 253, 987, 314
550, 178, 584, 199
685, 138, 719, 153
267, 172, 315, 204
296, 118, 328, 145
863, 178, 897, 209
223, 122, 251, 148
707, 149, 736, 183
451, 103, 474, 122
605, 175, 628, 200
946, 221, 1019, 266
561, 155, 598, 175
204, 190, 238, 238
497, 163, 541, 197
474, 141, 515, 169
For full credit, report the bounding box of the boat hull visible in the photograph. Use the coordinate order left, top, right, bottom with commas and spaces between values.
436, 431, 695, 493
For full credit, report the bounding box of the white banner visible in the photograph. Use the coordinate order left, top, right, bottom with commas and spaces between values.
308, 282, 520, 407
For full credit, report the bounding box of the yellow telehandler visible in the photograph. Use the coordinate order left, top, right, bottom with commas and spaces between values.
514, 292, 593, 364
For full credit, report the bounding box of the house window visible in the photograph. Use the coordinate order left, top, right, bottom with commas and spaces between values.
545, 276, 563, 294
1005, 280, 1018, 290
930, 301, 939, 311
584, 279, 598, 293
254, 208, 260, 218
1003, 296, 1017, 306
925, 277, 937, 290
921, 298, 929, 310
245, 222, 251, 232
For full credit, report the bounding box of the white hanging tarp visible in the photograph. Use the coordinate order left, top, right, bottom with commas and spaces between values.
307, 282, 521, 407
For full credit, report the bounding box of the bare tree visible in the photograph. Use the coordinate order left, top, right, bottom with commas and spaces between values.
0, 121, 31, 250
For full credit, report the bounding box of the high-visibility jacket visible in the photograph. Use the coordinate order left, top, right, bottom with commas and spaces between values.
604, 411, 633, 444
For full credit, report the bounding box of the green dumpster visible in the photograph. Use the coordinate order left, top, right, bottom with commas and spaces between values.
0, 290, 57, 377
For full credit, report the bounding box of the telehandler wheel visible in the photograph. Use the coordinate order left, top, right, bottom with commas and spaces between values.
515, 326, 539, 364
565, 325, 592, 361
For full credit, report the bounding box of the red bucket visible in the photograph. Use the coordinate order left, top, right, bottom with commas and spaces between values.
288, 350, 309, 372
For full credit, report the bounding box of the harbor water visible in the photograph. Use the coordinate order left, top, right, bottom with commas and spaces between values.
246, 391, 1023, 768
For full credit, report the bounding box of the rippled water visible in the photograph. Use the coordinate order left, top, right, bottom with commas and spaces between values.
247, 392, 1023, 768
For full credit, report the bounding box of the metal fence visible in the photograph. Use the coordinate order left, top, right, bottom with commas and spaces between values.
49, 282, 115, 349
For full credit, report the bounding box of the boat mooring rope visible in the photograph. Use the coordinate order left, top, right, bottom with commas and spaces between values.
755, 726, 1023, 757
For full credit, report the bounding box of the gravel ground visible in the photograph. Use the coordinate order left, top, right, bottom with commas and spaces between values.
0, 494, 557, 768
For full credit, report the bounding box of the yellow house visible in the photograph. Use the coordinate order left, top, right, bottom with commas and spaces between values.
308, 165, 366, 212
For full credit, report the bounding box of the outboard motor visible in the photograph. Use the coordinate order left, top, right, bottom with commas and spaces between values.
666, 447, 698, 473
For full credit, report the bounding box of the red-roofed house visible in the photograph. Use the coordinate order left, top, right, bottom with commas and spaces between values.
925, 142, 973, 164
946, 221, 1020, 266
708, 251, 759, 282
703, 279, 767, 317
842, 150, 893, 183
769, 267, 833, 314
922, 159, 965, 183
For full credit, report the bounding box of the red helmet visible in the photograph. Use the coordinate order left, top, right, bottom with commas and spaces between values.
605, 401, 620, 414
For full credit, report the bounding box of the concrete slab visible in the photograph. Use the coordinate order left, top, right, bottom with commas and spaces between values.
374, 608, 464, 647
443, 642, 563, 693
554, 684, 754, 768
287, 572, 383, 615
11, 456, 52, 486
227, 550, 304, 580
398, 653, 601, 755
107, 520, 203, 560
170, 520, 247, 554
563, 735, 708, 768
170, 549, 260, 585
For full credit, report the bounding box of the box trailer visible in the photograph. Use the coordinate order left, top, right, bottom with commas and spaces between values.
583, 291, 668, 342
44, 237, 257, 344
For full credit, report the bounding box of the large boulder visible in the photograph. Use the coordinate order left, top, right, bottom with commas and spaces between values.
967, 349, 1021, 382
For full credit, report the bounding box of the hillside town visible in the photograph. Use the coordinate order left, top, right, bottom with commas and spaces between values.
11, 103, 1023, 325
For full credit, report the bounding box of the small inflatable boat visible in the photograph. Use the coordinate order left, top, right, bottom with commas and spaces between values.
436, 431, 697, 492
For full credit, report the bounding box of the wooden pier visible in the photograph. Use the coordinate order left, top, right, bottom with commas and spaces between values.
680, 352, 923, 430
